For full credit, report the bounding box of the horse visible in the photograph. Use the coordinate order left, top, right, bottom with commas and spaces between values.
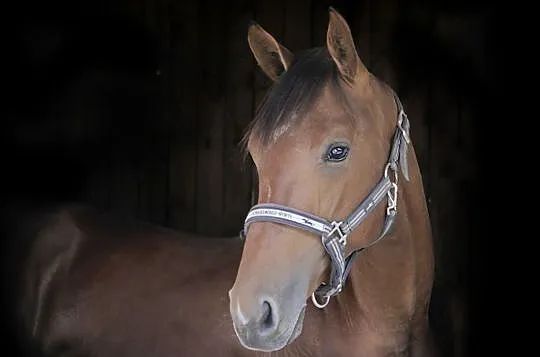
4, 202, 247, 357
4, 7, 437, 357
228, 7, 437, 357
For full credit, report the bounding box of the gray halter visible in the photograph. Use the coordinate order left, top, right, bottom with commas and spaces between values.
240, 92, 411, 309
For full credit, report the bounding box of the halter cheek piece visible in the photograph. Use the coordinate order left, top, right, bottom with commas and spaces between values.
239, 92, 411, 309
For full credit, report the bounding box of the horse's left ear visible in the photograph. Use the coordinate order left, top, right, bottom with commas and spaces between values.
326, 7, 368, 84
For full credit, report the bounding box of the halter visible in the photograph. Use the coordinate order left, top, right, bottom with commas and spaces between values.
239, 92, 411, 309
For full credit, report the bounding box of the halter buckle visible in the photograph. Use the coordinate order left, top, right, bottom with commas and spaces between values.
386, 182, 398, 215
327, 221, 347, 245
384, 163, 399, 216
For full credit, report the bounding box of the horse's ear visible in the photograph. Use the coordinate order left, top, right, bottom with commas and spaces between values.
248, 21, 293, 82
326, 7, 368, 84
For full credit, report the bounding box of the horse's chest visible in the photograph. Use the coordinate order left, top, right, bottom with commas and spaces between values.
290, 329, 409, 357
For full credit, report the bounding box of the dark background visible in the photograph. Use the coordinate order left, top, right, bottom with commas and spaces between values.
2, 0, 494, 355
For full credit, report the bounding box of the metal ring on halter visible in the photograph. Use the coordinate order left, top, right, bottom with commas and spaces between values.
384, 162, 398, 182
311, 283, 330, 309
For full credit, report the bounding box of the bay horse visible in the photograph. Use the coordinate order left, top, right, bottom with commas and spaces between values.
6, 7, 437, 357
229, 7, 437, 356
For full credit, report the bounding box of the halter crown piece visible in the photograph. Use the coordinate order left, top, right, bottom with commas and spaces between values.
239, 92, 411, 309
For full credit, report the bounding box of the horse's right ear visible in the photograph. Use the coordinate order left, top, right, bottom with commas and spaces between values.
247, 21, 293, 82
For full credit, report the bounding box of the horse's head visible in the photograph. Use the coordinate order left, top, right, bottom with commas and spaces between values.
229, 8, 406, 352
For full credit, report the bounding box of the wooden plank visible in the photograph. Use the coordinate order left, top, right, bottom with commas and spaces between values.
136, 143, 151, 222
80, 77, 110, 211
135, 74, 158, 223
456, 95, 478, 182
84, 161, 110, 211
108, 140, 140, 219
135, 84, 151, 222
108, 74, 142, 219
452, 92, 476, 357
195, 0, 227, 236
310, 0, 332, 47
136, 0, 161, 223
147, 0, 170, 226
168, 0, 199, 232
284, 0, 312, 53
222, 0, 255, 236
354, 0, 371, 68
87, 0, 151, 218
428, 80, 460, 287
370, 0, 399, 88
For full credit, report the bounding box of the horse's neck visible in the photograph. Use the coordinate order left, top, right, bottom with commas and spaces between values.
343, 148, 434, 325
399, 148, 433, 254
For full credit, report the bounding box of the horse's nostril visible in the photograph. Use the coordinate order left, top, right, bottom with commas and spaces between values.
260, 301, 273, 330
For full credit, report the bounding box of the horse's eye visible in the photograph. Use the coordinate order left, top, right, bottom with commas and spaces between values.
325, 144, 350, 162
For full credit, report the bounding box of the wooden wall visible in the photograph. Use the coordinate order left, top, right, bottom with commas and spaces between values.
7, 0, 490, 355
55, 0, 480, 240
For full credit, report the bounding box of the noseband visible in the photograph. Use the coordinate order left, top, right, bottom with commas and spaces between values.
239, 92, 411, 309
